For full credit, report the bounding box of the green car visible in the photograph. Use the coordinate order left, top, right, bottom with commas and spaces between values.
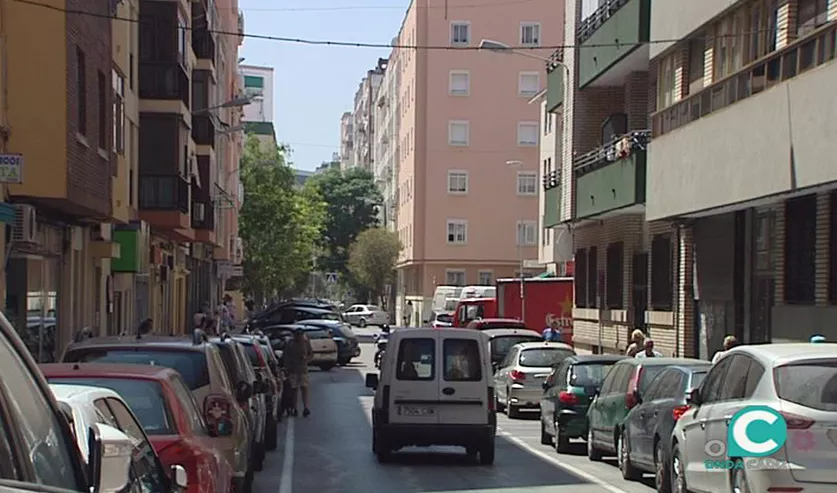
540, 355, 626, 452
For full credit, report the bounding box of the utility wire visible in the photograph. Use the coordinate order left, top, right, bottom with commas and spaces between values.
234, 0, 540, 12
11, 0, 786, 52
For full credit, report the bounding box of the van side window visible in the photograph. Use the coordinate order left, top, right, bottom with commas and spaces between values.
443, 339, 482, 381
396, 338, 435, 380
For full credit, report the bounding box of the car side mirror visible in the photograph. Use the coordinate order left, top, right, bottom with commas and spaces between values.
365, 373, 379, 389
88, 423, 133, 493
235, 381, 253, 402
542, 381, 549, 390
170, 464, 188, 490
686, 387, 701, 406
274, 350, 283, 360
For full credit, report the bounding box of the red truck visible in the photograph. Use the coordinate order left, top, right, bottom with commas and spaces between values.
496, 277, 574, 345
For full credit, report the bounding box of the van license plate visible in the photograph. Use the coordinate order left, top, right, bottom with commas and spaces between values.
399, 406, 434, 416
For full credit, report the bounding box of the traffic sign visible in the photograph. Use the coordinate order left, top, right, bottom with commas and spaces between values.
325, 272, 338, 284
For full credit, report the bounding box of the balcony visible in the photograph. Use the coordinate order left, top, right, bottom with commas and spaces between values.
576, 0, 650, 88
139, 61, 190, 107
543, 171, 561, 227
573, 131, 649, 221
546, 64, 564, 113
192, 199, 216, 245
192, 114, 215, 147
191, 1, 216, 64
139, 175, 192, 236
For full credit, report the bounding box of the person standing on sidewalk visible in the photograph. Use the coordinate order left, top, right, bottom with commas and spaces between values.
625, 329, 645, 357
284, 327, 314, 417
711, 335, 740, 363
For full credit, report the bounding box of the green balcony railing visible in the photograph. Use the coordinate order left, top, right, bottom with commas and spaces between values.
543, 170, 561, 227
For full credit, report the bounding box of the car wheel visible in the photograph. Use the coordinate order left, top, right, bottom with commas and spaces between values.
554, 418, 569, 453
373, 427, 393, 463
732, 460, 750, 493
338, 356, 350, 366
618, 428, 641, 480
358, 318, 367, 328
540, 420, 552, 445
319, 363, 335, 371
671, 445, 688, 493
587, 428, 602, 461
505, 393, 520, 419
265, 417, 278, 451
655, 439, 671, 493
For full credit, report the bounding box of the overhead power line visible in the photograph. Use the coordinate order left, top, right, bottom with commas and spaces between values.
235, 0, 540, 12
12, 0, 784, 52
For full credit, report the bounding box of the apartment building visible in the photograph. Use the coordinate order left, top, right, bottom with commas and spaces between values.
647, 0, 837, 355
0, 4, 15, 305
352, 60, 386, 171
339, 112, 354, 170
240, 65, 274, 123
373, 50, 401, 231
394, 0, 561, 324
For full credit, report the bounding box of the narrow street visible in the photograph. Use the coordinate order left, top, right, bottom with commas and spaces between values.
253, 341, 658, 493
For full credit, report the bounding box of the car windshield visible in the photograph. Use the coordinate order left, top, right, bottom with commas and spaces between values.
775, 361, 837, 411
48, 377, 175, 435
490, 335, 542, 361
65, 349, 210, 390
639, 366, 668, 392
569, 363, 615, 387
435, 313, 453, 324
519, 348, 574, 368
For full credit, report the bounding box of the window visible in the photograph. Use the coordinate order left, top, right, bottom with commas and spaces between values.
650, 235, 673, 310
447, 170, 468, 194
687, 39, 705, 95
168, 376, 209, 436
587, 247, 599, 307
104, 398, 167, 493
477, 270, 493, 285
518, 71, 540, 96
657, 54, 676, 110
606, 241, 624, 309
516, 220, 537, 246
830, 191, 837, 304
396, 338, 435, 380
448, 121, 469, 145
446, 219, 467, 244
519, 347, 573, 367
775, 361, 837, 411
444, 339, 482, 381
98, 71, 107, 149
451, 22, 470, 45
446, 270, 466, 286
784, 194, 816, 304
797, 0, 828, 37
517, 171, 537, 195
520, 22, 541, 46
575, 248, 589, 307
113, 70, 125, 154
449, 70, 470, 95
177, 12, 187, 63
719, 355, 752, 401
517, 121, 538, 146
76, 47, 87, 135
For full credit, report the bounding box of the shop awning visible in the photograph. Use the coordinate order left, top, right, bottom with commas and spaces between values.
0, 203, 15, 224
534, 271, 555, 278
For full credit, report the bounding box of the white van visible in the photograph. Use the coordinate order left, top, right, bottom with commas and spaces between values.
365, 328, 496, 465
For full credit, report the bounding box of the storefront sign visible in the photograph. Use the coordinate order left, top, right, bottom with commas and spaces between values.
0, 154, 23, 183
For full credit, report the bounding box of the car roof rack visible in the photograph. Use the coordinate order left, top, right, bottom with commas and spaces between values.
192, 329, 208, 345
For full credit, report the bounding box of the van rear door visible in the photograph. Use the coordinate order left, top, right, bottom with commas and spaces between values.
388, 332, 440, 425
437, 333, 489, 425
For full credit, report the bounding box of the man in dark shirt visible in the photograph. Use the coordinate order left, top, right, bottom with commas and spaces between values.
284, 328, 314, 417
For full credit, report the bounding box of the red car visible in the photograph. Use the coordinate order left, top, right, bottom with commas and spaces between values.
41, 363, 233, 493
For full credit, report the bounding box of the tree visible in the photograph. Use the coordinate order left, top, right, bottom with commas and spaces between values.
306, 167, 382, 279
348, 228, 402, 305
238, 135, 325, 300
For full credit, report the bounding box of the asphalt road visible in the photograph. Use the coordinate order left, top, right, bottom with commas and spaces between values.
253, 342, 658, 493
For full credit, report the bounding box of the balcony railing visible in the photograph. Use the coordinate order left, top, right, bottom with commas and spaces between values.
192, 114, 215, 147
652, 22, 837, 138
139, 62, 190, 106
577, 0, 631, 42
139, 175, 190, 213
543, 170, 560, 191
192, 27, 216, 61
192, 200, 215, 230
573, 130, 651, 176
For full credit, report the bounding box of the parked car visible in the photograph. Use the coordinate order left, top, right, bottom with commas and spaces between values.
42, 363, 234, 493
483, 328, 544, 371
49, 383, 189, 493
299, 319, 360, 365
426, 311, 453, 329
620, 362, 709, 486
227, 333, 281, 449
60, 330, 255, 492
365, 328, 496, 464
0, 310, 133, 493
466, 318, 528, 331
343, 304, 389, 327
248, 302, 344, 331
586, 357, 707, 464
540, 355, 627, 452
494, 341, 576, 418
671, 344, 837, 493
261, 324, 339, 371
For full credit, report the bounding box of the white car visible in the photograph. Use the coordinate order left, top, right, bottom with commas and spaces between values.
343, 304, 389, 327
50, 383, 188, 493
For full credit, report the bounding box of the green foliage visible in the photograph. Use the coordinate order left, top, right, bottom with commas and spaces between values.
305, 167, 382, 277
238, 135, 325, 299
348, 228, 402, 304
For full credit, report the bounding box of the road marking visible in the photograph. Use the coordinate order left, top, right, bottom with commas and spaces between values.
278, 418, 295, 493
498, 430, 631, 493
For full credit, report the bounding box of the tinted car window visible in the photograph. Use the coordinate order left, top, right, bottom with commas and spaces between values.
490, 335, 542, 362
243, 344, 263, 367
66, 349, 211, 390
518, 348, 574, 368
396, 338, 435, 380
700, 357, 731, 404
443, 339, 482, 381
298, 310, 341, 322
49, 377, 176, 436
775, 361, 837, 411
638, 366, 668, 392
169, 375, 209, 436
105, 398, 166, 493
569, 362, 616, 387
304, 329, 330, 340
720, 355, 752, 401
436, 313, 453, 324
214, 343, 242, 383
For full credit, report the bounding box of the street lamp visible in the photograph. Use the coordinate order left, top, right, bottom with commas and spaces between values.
192, 96, 253, 115
506, 160, 527, 322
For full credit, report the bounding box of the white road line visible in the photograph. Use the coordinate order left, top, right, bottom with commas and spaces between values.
278, 418, 295, 493
498, 430, 631, 493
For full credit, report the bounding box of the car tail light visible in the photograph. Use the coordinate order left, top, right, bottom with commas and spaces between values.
510, 370, 526, 382
558, 391, 579, 405
672, 405, 690, 421
487, 387, 495, 412
155, 438, 198, 481
204, 394, 235, 435
625, 367, 642, 409
780, 411, 814, 429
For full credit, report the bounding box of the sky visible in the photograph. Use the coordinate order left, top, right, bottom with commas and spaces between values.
237, 0, 410, 171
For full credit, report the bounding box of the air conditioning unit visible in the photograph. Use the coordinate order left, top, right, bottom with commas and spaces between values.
192, 203, 205, 222
12, 204, 37, 243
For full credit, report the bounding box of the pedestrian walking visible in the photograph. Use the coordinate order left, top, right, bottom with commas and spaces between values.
635, 339, 662, 358
625, 329, 645, 357
711, 335, 740, 363
283, 327, 314, 417
542, 319, 561, 342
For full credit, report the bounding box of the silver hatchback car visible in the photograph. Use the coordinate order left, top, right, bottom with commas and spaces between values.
494, 341, 575, 418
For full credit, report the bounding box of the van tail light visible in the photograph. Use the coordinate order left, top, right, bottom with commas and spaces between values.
781, 411, 814, 429
510, 370, 526, 382
204, 394, 234, 434
672, 405, 690, 421
487, 387, 495, 412
558, 391, 579, 405
154, 438, 198, 482
625, 367, 642, 409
